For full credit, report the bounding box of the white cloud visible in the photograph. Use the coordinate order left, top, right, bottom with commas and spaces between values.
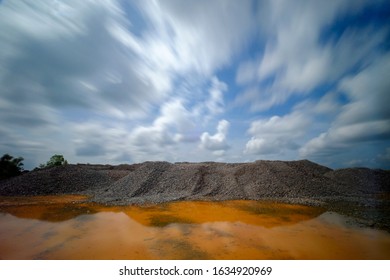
256, 0, 367, 89
0, 0, 170, 122
0, 0, 388, 170
248, 113, 308, 138
245, 138, 279, 155
212, 150, 226, 157
312, 92, 341, 115
0, 0, 88, 41
235, 86, 286, 112
244, 112, 310, 155
206, 76, 227, 115
0, 0, 248, 124
119, 75, 230, 162
0, 0, 254, 168
137, 0, 255, 76
291, 91, 342, 122
236, 59, 258, 85
130, 99, 195, 148
235, 0, 388, 111
200, 120, 230, 151
73, 123, 126, 155
300, 53, 390, 158
337, 57, 390, 125
300, 120, 390, 157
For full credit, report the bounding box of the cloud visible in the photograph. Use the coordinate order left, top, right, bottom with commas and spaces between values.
0, 0, 171, 122
137, 0, 255, 76
300, 121, 390, 157
75, 143, 107, 157
0, 0, 255, 168
1, 0, 253, 123
245, 138, 280, 155
130, 98, 196, 149
0, 0, 388, 170
377, 147, 390, 164
205, 76, 227, 115
244, 111, 310, 155
256, 0, 370, 89
293, 91, 341, 117
235, 0, 388, 111
200, 120, 230, 152
300, 53, 390, 158
0, 100, 59, 128
72, 122, 130, 158
235, 59, 258, 85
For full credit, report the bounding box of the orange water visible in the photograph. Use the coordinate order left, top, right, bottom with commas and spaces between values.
0, 195, 389, 259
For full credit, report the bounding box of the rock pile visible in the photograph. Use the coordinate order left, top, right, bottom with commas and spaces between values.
1, 159, 389, 229
1, 160, 388, 205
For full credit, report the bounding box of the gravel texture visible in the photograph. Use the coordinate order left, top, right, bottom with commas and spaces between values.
1, 160, 389, 230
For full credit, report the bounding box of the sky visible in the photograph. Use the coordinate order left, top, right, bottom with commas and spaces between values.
0, 0, 389, 170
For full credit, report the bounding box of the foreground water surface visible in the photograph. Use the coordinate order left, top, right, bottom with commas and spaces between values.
0, 195, 389, 259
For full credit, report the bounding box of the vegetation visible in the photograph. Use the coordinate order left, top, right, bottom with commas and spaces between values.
39, 154, 68, 169
0, 153, 24, 180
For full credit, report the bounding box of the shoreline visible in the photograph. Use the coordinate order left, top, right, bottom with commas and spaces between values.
0, 193, 388, 232
0, 160, 389, 231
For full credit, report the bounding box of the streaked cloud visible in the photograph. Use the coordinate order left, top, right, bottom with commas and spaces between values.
0, 0, 388, 169
235, 0, 388, 111
300, 54, 390, 160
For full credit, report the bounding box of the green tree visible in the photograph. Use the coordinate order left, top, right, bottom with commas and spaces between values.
41, 154, 68, 168
0, 153, 24, 180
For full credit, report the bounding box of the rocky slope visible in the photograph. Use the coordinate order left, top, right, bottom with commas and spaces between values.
0, 160, 389, 229
0, 160, 388, 202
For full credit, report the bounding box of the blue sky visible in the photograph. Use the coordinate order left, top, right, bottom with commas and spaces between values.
0, 0, 389, 170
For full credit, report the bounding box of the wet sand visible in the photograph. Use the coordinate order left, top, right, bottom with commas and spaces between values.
0, 195, 389, 260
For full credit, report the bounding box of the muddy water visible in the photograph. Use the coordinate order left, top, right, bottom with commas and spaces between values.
0, 195, 389, 260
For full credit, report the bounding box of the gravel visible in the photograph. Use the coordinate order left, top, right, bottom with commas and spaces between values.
1, 160, 389, 230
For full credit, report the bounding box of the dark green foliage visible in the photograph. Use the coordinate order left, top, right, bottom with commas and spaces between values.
40, 154, 68, 169
0, 153, 24, 180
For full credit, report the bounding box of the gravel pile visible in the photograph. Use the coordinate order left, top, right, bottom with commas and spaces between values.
89, 159, 358, 205
324, 167, 390, 196
0, 164, 130, 196
1, 159, 387, 204
1, 159, 389, 229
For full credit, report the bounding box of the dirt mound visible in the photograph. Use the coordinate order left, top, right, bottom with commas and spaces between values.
324, 168, 390, 195
1, 160, 388, 206
0, 164, 129, 196
92, 160, 374, 205
1, 159, 390, 229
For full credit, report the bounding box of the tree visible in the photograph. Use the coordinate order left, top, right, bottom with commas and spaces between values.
0, 153, 24, 180
40, 154, 68, 168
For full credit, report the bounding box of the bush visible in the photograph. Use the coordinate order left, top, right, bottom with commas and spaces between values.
40, 154, 68, 169
0, 154, 24, 180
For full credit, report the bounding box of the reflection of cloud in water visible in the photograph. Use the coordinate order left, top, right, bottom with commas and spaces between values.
121, 200, 326, 228
0, 195, 97, 222
0, 198, 325, 228
148, 214, 193, 227
201, 222, 235, 238
0, 196, 390, 259
41, 229, 58, 239
150, 238, 210, 260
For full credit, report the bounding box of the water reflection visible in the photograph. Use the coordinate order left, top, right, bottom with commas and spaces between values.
0, 196, 389, 260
